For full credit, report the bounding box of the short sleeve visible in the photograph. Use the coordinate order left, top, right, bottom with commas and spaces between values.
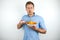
39, 17, 47, 30
21, 15, 25, 21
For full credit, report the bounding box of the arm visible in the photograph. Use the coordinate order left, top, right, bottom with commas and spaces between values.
35, 28, 46, 34
17, 22, 23, 29
38, 17, 47, 34
29, 26, 47, 34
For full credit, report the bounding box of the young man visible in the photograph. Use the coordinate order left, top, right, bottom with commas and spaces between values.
17, 1, 47, 40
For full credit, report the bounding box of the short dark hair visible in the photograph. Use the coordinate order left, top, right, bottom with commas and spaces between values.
25, 1, 34, 8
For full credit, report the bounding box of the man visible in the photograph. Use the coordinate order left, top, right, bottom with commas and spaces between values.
17, 1, 47, 40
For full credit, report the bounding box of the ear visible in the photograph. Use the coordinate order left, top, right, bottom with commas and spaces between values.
25, 8, 27, 11
33, 7, 34, 10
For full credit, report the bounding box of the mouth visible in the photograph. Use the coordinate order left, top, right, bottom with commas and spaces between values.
29, 10, 31, 13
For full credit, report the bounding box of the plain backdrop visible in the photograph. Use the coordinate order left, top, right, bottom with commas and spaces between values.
0, 0, 60, 40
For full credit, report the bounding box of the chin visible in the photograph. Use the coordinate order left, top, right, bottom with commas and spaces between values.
29, 13, 32, 15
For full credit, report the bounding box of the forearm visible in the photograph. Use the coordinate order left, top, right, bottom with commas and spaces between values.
35, 28, 46, 34
17, 23, 23, 29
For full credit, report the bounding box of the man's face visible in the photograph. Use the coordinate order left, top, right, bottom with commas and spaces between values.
26, 4, 34, 15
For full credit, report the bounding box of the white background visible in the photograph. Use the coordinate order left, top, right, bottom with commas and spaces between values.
0, 0, 60, 40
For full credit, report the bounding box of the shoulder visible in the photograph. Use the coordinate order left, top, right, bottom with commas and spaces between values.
35, 15, 43, 19
21, 15, 27, 20
22, 15, 27, 18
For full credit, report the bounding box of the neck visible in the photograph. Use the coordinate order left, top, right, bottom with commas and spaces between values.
28, 13, 34, 17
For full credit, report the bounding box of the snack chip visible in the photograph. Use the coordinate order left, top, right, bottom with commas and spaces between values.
27, 21, 36, 25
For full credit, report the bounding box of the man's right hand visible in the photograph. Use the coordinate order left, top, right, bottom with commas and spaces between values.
19, 20, 26, 24
17, 20, 26, 29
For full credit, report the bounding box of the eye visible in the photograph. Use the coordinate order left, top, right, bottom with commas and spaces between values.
27, 7, 30, 9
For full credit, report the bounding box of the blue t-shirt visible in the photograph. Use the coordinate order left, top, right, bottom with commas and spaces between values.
21, 13, 47, 40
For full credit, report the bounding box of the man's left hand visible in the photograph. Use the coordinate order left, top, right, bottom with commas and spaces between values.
28, 25, 38, 30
